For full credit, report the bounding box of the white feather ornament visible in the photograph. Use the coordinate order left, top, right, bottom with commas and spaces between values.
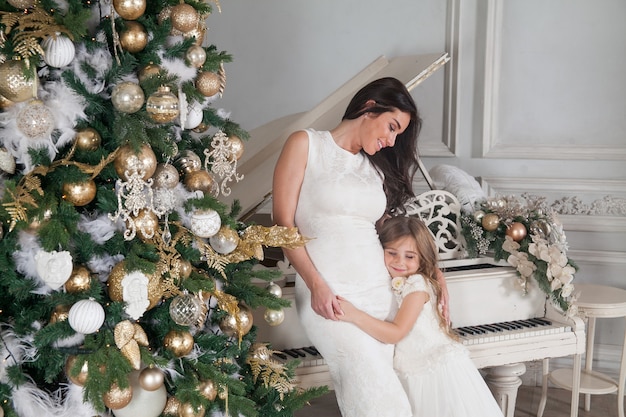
13, 231, 44, 282
429, 164, 487, 213
78, 214, 117, 244
11, 383, 63, 417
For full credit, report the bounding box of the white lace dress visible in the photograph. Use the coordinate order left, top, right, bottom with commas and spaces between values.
293, 129, 412, 417
392, 274, 504, 417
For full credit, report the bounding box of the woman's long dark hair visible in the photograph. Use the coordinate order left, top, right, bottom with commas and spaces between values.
342, 77, 422, 214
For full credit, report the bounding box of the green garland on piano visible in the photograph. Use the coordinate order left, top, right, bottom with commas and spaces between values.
460, 194, 578, 313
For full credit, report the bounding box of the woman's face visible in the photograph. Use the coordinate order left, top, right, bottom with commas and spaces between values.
383, 235, 420, 278
360, 109, 411, 156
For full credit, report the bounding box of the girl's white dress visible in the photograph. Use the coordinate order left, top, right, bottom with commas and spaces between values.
392, 274, 505, 417
293, 129, 412, 417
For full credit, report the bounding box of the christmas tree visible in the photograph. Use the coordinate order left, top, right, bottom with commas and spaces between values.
0, 0, 326, 416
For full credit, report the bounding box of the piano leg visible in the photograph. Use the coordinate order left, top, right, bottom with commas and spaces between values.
484, 362, 527, 417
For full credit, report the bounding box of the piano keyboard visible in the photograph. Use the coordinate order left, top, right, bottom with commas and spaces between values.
273, 346, 327, 367
454, 317, 572, 346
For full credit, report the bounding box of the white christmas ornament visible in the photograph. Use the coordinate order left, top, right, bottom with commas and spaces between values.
183, 101, 203, 129
68, 298, 105, 334
122, 271, 150, 320
190, 209, 221, 238
34, 250, 73, 290
16, 100, 55, 139
42, 33, 76, 68
112, 370, 167, 417
0, 147, 16, 173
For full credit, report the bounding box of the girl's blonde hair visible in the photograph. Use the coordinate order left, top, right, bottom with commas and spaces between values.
378, 216, 457, 340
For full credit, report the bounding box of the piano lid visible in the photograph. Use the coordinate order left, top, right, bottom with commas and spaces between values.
221, 53, 450, 220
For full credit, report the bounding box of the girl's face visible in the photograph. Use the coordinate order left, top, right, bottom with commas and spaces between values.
383, 236, 420, 278
360, 109, 411, 156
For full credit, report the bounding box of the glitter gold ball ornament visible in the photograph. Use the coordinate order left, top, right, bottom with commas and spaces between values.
146, 85, 180, 123
75, 127, 101, 151
219, 303, 253, 337
16, 99, 55, 139
163, 396, 181, 416
163, 329, 194, 357
114, 143, 157, 180
0, 59, 38, 103
184, 170, 217, 195
65, 355, 89, 386
170, 3, 199, 33
481, 213, 500, 232
209, 226, 239, 255
152, 163, 179, 189
103, 382, 133, 410
185, 45, 206, 68
68, 298, 105, 334
139, 367, 164, 391
139, 63, 161, 83
62, 179, 97, 206
195, 71, 221, 97
178, 402, 205, 417
42, 34, 75, 68
50, 304, 71, 324
192, 122, 209, 133
128, 209, 159, 241
197, 380, 216, 401
119, 21, 148, 53
113, 0, 146, 20
190, 209, 221, 238
65, 265, 92, 293
111, 81, 145, 113
225, 135, 244, 160
7, 0, 35, 8
184, 26, 206, 46
175, 150, 201, 174
107, 261, 163, 310
264, 308, 285, 327
506, 222, 527, 242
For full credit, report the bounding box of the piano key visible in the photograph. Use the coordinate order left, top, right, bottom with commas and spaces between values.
455, 318, 573, 346
291, 348, 308, 357
273, 352, 288, 360
302, 346, 320, 356
282, 349, 301, 358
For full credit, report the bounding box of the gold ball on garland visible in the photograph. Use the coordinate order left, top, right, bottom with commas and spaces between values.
195, 71, 221, 97
75, 127, 101, 151
62, 180, 97, 206
114, 143, 157, 181
0, 60, 38, 103
185, 45, 206, 68
197, 379, 217, 401
65, 355, 89, 386
0, 94, 14, 110
219, 303, 253, 338
152, 163, 180, 189
505, 222, 527, 242
481, 213, 500, 232
264, 308, 285, 327
178, 402, 205, 417
7, 0, 35, 8
176, 259, 192, 279
64, 265, 92, 293
111, 81, 145, 113
146, 85, 180, 123
184, 170, 217, 196
192, 122, 210, 134
28, 208, 52, 231
163, 396, 181, 416
107, 261, 163, 310
174, 150, 202, 174
113, 0, 146, 20
16, 99, 55, 139
184, 26, 206, 46
225, 135, 244, 160
103, 382, 133, 410
473, 210, 485, 222
139, 63, 161, 83
163, 329, 194, 357
265, 281, 282, 298
50, 304, 71, 324
209, 226, 240, 255
119, 21, 148, 53
128, 209, 159, 241
170, 3, 199, 33
530, 220, 551, 239
139, 366, 164, 391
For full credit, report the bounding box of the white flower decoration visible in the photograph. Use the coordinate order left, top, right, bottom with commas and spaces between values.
34, 250, 73, 290
391, 276, 405, 293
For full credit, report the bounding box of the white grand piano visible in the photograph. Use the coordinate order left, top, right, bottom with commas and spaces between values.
233, 55, 585, 417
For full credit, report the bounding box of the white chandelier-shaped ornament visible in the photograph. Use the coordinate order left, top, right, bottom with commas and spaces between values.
204, 129, 243, 197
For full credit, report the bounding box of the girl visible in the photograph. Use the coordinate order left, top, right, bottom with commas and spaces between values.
337, 216, 504, 417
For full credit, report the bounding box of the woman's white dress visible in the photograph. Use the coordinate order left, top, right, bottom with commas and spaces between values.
393, 274, 504, 417
293, 129, 412, 417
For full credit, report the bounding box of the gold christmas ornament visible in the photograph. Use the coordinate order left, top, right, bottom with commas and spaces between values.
113, 0, 147, 20
225, 135, 244, 160
185, 45, 206, 68
68, 298, 106, 334
178, 402, 205, 417
65, 355, 89, 386
481, 213, 500, 232
152, 163, 180, 189
119, 21, 148, 53
111, 81, 145, 113
0, 94, 14, 110
107, 261, 163, 310
174, 150, 201, 174
0, 59, 38, 103
64, 265, 92, 293
139, 63, 161, 83
219, 303, 253, 337
41, 33, 75, 68
103, 382, 133, 410
263, 308, 285, 327
170, 3, 199, 33
114, 143, 157, 181
183, 26, 206, 46
209, 226, 239, 255
139, 366, 164, 391
195, 71, 221, 97
197, 379, 217, 401
16, 99, 55, 139
7, 0, 35, 8
192, 122, 209, 134
146, 85, 180, 123
506, 222, 527, 242
62, 179, 97, 206
163, 396, 181, 416
163, 329, 194, 357
75, 127, 101, 151
115, 320, 149, 370
50, 304, 70, 324
128, 208, 159, 241
265, 281, 282, 298
177, 259, 192, 279
184, 170, 217, 195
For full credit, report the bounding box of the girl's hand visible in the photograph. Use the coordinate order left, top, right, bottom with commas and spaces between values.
335, 296, 357, 322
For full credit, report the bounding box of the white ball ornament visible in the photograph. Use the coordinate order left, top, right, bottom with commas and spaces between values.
16, 100, 55, 139
264, 308, 285, 327
266, 282, 282, 298
41, 33, 76, 68
183, 101, 204, 130
190, 209, 221, 238
68, 298, 105, 334
209, 226, 239, 254
113, 370, 167, 417
111, 81, 145, 113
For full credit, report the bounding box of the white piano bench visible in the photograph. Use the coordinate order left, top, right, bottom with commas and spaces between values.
538, 283, 626, 417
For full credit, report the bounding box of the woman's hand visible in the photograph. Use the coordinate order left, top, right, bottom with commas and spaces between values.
310, 280, 343, 320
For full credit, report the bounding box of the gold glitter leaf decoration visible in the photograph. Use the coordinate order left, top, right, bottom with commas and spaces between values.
246, 348, 296, 400
3, 172, 43, 231
114, 320, 149, 370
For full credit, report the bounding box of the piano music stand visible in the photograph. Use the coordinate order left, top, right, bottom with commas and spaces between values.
538, 283, 626, 417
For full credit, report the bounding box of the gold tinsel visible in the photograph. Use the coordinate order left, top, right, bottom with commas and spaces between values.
246, 343, 296, 400
114, 320, 149, 370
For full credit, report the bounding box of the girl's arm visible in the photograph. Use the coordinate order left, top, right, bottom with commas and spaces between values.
337, 291, 429, 344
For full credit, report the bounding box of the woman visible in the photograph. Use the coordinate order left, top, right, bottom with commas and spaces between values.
272, 77, 447, 417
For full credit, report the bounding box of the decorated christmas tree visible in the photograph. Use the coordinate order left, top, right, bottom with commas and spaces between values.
0, 0, 325, 416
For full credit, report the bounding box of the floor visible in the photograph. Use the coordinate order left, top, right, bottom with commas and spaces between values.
294, 386, 620, 417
